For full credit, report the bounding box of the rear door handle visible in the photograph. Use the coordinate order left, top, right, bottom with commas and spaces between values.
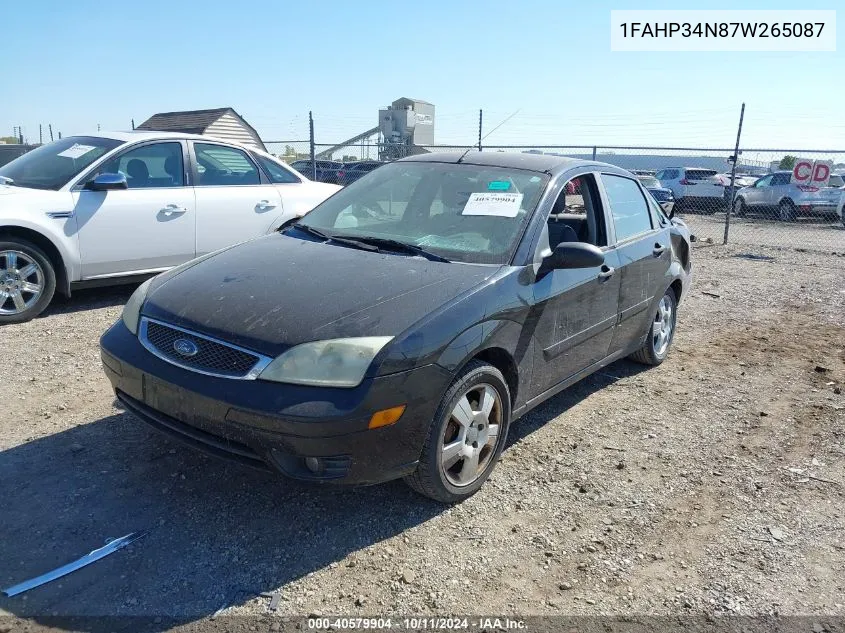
598, 265, 615, 281
653, 243, 667, 257
160, 204, 187, 216
256, 199, 276, 211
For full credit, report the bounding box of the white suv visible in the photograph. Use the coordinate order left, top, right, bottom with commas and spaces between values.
655, 167, 725, 213
0, 132, 340, 323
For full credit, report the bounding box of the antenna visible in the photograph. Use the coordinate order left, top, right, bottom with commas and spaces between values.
457, 109, 521, 163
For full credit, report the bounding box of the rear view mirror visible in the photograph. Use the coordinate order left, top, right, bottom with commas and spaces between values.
86, 173, 128, 191
540, 242, 605, 276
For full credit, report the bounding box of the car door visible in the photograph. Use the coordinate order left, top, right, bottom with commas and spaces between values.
191, 142, 284, 256
72, 140, 196, 278
251, 152, 311, 226
745, 174, 772, 208
599, 173, 672, 353
530, 173, 622, 394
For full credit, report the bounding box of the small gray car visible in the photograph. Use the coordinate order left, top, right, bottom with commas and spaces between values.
733, 171, 843, 221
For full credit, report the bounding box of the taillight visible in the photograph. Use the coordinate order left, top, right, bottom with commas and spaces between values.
797, 185, 819, 192
337, 171, 346, 180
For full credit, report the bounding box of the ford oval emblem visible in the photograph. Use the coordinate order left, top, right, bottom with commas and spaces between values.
173, 338, 199, 357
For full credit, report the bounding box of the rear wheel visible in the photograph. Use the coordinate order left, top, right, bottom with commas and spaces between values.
778, 199, 797, 222
405, 361, 511, 503
733, 197, 747, 217
629, 287, 677, 366
0, 239, 56, 325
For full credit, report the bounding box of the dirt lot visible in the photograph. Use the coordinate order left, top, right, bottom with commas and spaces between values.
0, 243, 843, 631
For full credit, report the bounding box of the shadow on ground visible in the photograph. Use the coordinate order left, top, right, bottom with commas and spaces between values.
0, 360, 648, 631
42, 283, 140, 318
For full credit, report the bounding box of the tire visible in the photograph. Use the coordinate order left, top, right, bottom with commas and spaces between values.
405, 361, 511, 503
0, 239, 56, 325
734, 197, 747, 217
778, 199, 797, 222
629, 286, 678, 366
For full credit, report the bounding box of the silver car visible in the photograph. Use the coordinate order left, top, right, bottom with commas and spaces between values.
733, 171, 844, 221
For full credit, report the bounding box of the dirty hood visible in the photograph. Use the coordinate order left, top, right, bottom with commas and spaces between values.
142, 233, 497, 356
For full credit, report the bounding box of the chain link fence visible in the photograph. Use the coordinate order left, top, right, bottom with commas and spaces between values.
263, 139, 845, 256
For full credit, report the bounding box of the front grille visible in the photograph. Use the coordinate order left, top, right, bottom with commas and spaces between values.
142, 319, 262, 378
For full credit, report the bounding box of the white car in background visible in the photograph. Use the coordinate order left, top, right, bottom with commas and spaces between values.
0, 132, 340, 323
654, 167, 725, 213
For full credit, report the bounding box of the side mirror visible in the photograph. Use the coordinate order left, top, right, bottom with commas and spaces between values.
85, 173, 128, 191
541, 242, 605, 274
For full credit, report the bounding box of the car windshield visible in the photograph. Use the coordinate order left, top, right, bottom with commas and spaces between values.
297, 161, 549, 265
637, 175, 661, 188
0, 136, 123, 190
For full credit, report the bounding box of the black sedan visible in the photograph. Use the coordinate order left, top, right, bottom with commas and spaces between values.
100, 152, 692, 503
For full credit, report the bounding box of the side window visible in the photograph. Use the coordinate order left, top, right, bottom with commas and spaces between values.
655, 170, 665, 180
755, 175, 772, 187
771, 173, 790, 186
194, 143, 260, 186
97, 142, 184, 189
255, 154, 300, 184
601, 174, 654, 242
545, 174, 607, 248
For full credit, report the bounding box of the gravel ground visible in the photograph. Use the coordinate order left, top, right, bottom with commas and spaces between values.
0, 242, 843, 632
681, 211, 845, 255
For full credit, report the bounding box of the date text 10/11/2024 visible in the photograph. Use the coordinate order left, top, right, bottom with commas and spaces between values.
307, 617, 527, 630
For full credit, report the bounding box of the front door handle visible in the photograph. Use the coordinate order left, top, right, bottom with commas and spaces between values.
653, 242, 667, 257
160, 204, 187, 217
256, 200, 276, 211
598, 265, 615, 281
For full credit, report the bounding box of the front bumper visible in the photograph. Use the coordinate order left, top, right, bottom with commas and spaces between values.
100, 320, 452, 485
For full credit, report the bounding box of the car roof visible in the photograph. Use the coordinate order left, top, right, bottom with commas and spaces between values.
399, 151, 615, 175
71, 130, 251, 144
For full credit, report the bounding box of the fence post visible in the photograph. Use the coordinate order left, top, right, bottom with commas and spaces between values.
478, 109, 483, 151
723, 102, 746, 245
39, 124, 43, 145
591, 146, 597, 160
309, 111, 316, 181
48, 124, 53, 142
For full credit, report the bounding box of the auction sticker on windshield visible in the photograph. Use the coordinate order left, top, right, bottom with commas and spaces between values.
57, 144, 98, 159
462, 192, 523, 218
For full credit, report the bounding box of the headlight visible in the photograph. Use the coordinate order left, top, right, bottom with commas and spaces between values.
258, 337, 393, 387
122, 278, 152, 335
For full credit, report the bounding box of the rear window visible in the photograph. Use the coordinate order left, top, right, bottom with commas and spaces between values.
828, 174, 844, 187
685, 169, 718, 180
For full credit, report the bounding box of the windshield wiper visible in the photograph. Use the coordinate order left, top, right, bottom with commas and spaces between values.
331, 235, 450, 262
289, 223, 379, 252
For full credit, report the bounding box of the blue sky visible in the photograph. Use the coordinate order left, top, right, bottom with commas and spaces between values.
0, 0, 841, 150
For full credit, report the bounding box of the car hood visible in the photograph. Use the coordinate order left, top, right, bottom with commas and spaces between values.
143, 233, 498, 357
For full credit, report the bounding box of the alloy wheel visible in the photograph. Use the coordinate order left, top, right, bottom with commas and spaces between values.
0, 250, 45, 316
652, 295, 674, 357
440, 383, 503, 487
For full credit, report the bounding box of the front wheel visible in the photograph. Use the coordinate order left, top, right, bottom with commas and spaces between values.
0, 240, 56, 325
405, 361, 511, 503
734, 197, 747, 217
629, 287, 677, 366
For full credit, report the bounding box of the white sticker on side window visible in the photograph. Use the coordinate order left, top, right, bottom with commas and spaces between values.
461, 192, 524, 218
57, 144, 97, 159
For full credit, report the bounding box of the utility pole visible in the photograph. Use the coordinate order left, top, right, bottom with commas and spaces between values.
723, 102, 746, 245
477, 109, 483, 151
18, 126, 23, 144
